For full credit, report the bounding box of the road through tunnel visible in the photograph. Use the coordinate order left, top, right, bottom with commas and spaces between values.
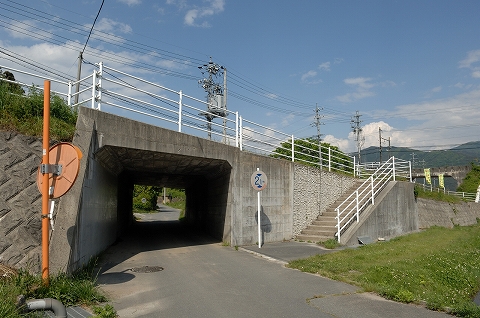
95, 145, 232, 244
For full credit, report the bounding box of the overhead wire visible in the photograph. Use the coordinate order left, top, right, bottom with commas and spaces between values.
1, 0, 478, 144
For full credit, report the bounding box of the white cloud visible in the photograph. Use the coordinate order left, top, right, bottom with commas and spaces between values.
459, 49, 480, 68
118, 0, 141, 5
336, 77, 395, 103
472, 67, 480, 78
459, 50, 480, 78
265, 93, 278, 99
318, 62, 330, 71
334, 58, 344, 64
6, 20, 52, 40
183, 0, 225, 27
94, 18, 132, 34
301, 70, 317, 82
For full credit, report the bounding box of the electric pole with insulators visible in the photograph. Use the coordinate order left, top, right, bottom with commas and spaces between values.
351, 110, 364, 163
198, 58, 227, 141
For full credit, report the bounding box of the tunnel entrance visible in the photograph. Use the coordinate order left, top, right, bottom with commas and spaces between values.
95, 145, 232, 245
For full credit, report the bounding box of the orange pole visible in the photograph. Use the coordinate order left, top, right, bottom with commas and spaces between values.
42, 80, 50, 285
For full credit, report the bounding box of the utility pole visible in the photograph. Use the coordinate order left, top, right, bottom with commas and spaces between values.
350, 110, 364, 163
378, 127, 391, 164
379, 127, 382, 164
313, 104, 324, 170
198, 58, 227, 141
74, 52, 83, 107
313, 104, 324, 215
410, 152, 417, 168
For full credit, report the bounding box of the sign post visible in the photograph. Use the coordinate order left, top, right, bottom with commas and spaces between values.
41, 80, 50, 285
251, 168, 267, 248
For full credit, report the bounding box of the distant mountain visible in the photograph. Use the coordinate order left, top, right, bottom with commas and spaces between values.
356, 141, 480, 168
353, 141, 480, 191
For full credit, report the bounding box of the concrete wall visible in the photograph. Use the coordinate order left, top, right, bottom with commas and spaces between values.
50, 117, 118, 273
232, 152, 293, 246
292, 164, 357, 236
342, 181, 418, 245
417, 198, 480, 228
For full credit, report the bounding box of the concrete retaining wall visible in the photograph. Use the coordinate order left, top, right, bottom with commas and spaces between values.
342, 181, 418, 246
0, 132, 43, 272
232, 152, 293, 246
417, 198, 480, 228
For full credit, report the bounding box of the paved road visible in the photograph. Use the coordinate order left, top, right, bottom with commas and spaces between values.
96, 212, 449, 318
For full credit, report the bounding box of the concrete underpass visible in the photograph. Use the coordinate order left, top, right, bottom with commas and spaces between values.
50, 107, 294, 273
96, 145, 232, 240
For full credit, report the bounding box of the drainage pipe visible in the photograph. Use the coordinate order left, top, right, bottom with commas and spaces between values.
26, 298, 67, 318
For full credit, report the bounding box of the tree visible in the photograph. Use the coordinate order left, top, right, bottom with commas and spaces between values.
456, 163, 480, 193
0, 69, 25, 95
271, 137, 353, 172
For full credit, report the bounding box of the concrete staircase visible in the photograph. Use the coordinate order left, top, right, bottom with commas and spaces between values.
296, 181, 364, 242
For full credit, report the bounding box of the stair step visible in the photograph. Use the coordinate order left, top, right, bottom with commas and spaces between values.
296, 234, 335, 242
312, 220, 337, 227
305, 225, 336, 231
302, 229, 336, 236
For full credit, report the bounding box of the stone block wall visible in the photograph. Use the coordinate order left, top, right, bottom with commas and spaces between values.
292, 164, 356, 237
0, 132, 44, 272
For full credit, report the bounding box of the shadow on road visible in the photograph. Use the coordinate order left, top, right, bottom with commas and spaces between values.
96, 210, 220, 281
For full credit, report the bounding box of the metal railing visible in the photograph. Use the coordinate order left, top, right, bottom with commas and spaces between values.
0, 62, 357, 174
415, 183, 477, 202
335, 157, 412, 242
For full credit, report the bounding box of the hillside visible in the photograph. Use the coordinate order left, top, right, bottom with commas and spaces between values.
358, 141, 480, 168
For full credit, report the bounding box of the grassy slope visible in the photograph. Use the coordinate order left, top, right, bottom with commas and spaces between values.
288, 224, 480, 316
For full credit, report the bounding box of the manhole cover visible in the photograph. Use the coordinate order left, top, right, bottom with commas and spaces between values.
130, 266, 164, 273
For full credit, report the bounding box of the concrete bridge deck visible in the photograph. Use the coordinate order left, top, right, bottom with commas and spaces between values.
411, 166, 472, 187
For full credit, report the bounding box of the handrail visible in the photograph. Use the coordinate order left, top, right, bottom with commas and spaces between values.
0, 62, 358, 174
335, 157, 412, 242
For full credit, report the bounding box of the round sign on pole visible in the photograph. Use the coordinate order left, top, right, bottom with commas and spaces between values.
251, 170, 268, 191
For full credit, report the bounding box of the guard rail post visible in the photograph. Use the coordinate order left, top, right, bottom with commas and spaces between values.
335, 207, 340, 243
371, 176, 375, 205
239, 116, 243, 151
356, 190, 359, 222
392, 157, 396, 181
328, 147, 331, 172
235, 112, 239, 147
291, 135, 294, 162
91, 69, 96, 109
178, 90, 182, 132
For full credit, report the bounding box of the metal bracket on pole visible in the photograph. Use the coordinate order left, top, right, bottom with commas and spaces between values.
40, 164, 63, 176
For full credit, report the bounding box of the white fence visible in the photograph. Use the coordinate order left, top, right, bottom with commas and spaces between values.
335, 157, 412, 242
1, 62, 356, 174
415, 183, 477, 202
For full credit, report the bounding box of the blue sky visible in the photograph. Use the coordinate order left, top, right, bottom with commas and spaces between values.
1, 0, 480, 154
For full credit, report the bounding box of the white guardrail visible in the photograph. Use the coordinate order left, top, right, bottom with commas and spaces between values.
335, 157, 412, 242
415, 183, 477, 202
0, 62, 357, 174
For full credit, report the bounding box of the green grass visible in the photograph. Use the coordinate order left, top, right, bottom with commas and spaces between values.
0, 260, 116, 318
415, 185, 463, 203
0, 83, 77, 141
288, 223, 480, 317
317, 238, 341, 249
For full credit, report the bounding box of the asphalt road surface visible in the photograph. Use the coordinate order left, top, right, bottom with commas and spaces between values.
96, 209, 449, 318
